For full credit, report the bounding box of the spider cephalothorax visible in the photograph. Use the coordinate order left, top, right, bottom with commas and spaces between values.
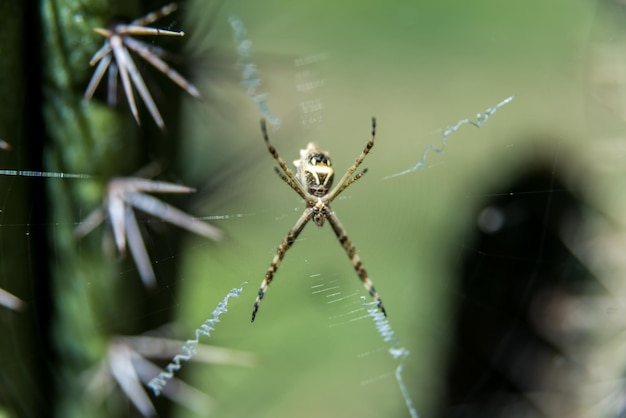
251, 118, 386, 322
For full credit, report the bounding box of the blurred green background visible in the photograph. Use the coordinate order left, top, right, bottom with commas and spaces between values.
4, 0, 626, 417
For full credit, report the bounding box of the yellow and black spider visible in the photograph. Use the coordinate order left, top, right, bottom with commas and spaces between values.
252, 118, 387, 322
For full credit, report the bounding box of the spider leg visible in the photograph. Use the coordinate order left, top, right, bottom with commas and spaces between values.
260, 119, 308, 200
328, 117, 376, 201
252, 208, 313, 322
332, 167, 369, 198
273, 166, 306, 197
325, 209, 387, 316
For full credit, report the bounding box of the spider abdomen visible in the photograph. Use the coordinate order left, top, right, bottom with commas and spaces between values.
294, 143, 334, 196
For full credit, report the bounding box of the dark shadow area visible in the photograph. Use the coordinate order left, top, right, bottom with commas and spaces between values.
441, 155, 598, 418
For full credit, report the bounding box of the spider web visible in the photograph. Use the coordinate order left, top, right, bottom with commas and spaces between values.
2, 1, 623, 418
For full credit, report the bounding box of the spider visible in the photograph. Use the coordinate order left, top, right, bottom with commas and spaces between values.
84, 3, 201, 130
251, 118, 387, 322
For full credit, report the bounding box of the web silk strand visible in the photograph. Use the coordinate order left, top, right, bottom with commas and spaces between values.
148, 285, 245, 395
385, 96, 514, 179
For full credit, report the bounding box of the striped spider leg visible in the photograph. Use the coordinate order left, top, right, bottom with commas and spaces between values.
251, 118, 387, 322
84, 3, 201, 130
75, 174, 222, 289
